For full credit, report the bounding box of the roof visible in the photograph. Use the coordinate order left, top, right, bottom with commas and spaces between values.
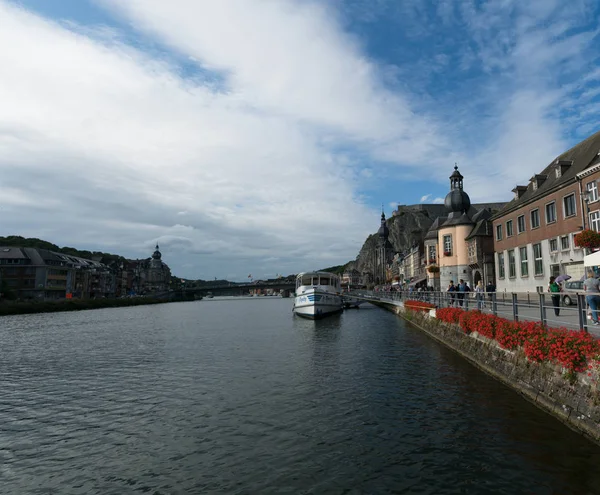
0, 247, 28, 259
465, 218, 492, 240
424, 217, 446, 240
492, 129, 600, 219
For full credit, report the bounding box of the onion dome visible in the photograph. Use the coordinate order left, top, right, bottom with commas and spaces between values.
152, 244, 162, 260
444, 165, 471, 214
442, 165, 474, 227
377, 211, 389, 239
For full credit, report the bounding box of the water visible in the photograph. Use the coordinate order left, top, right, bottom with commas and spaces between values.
2, 298, 600, 494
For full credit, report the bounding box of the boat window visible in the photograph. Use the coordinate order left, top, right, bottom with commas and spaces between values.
301, 275, 313, 286
319, 277, 330, 285
312, 277, 319, 285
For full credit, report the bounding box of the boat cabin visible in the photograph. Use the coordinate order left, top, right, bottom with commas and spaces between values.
296, 272, 340, 290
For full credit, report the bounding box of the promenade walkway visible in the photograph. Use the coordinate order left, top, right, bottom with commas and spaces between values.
351, 290, 600, 339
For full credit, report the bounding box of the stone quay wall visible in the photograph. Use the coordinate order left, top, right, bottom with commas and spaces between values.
372, 300, 600, 446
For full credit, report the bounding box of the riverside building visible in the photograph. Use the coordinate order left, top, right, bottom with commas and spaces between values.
492, 129, 600, 293
425, 166, 502, 290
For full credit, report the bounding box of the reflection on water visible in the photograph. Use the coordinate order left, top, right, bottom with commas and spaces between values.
1, 299, 600, 494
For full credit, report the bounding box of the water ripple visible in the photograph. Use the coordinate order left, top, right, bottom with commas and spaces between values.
2, 299, 600, 494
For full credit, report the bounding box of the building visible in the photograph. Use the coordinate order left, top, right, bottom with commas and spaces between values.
423, 165, 503, 290
0, 247, 115, 300
374, 210, 394, 285
341, 268, 361, 287
131, 244, 172, 294
492, 130, 600, 293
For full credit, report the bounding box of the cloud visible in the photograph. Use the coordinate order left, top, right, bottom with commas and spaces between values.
1, 0, 599, 280
1, 0, 403, 279
432, 197, 445, 204
420, 194, 431, 203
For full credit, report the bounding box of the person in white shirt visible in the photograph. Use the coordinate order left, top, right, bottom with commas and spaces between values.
583, 270, 600, 325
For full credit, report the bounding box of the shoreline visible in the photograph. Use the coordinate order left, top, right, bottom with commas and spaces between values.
0, 295, 196, 317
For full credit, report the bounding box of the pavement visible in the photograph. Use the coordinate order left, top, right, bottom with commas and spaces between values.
356, 291, 600, 338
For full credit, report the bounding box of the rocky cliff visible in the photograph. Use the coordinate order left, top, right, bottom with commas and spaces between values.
348, 203, 506, 278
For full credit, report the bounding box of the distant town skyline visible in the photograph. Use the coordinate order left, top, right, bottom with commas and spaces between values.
1, 0, 599, 280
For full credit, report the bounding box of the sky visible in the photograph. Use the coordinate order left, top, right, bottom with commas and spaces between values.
1, 0, 599, 281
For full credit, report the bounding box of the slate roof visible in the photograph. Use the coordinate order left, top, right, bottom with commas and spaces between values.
0, 247, 28, 259
424, 217, 447, 240
492, 129, 600, 219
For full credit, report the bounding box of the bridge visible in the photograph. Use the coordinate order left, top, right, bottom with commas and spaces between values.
179, 280, 296, 297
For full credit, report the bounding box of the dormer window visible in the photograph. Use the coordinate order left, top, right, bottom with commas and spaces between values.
530, 174, 547, 191
556, 159, 573, 176
512, 185, 527, 200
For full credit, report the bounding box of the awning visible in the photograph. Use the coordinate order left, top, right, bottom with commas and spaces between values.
408, 274, 427, 287
584, 251, 600, 267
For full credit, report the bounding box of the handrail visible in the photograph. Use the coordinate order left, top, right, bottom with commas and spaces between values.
348, 289, 591, 332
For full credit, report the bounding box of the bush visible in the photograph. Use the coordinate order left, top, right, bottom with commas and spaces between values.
436, 307, 465, 324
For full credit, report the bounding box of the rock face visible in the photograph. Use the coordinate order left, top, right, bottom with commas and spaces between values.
350, 203, 506, 279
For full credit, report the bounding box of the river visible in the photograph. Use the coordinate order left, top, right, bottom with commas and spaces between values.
2, 297, 600, 494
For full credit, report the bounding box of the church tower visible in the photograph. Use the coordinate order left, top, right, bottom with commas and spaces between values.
376, 209, 390, 285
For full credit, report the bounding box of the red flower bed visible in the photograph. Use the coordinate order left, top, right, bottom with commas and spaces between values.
436, 307, 465, 324
404, 299, 436, 312
435, 308, 600, 373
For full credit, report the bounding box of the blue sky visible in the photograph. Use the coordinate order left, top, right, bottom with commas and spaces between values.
1, 0, 599, 279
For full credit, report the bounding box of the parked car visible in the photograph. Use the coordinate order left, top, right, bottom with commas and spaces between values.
561, 280, 583, 306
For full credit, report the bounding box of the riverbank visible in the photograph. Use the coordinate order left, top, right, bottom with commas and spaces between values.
0, 295, 196, 316
372, 300, 600, 446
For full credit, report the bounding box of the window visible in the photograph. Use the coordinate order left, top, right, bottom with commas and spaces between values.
533, 243, 543, 276
545, 202, 556, 223
498, 252, 505, 279
496, 224, 502, 241
508, 250, 516, 278
549, 238, 558, 252
530, 209, 540, 229
468, 241, 476, 259
563, 193, 576, 218
428, 245, 436, 263
587, 181, 599, 203
591, 211, 600, 232
506, 220, 514, 237
520, 246, 528, 277
443, 235, 452, 256
517, 215, 526, 233
561, 235, 570, 251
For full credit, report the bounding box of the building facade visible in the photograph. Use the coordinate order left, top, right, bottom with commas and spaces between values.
492, 130, 600, 293
0, 243, 172, 300
423, 166, 501, 291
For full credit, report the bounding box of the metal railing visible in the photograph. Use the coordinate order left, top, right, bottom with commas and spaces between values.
349, 289, 595, 332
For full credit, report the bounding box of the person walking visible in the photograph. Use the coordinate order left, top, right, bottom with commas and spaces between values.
583, 270, 600, 326
457, 279, 470, 307
547, 276, 561, 317
447, 281, 456, 307
475, 280, 485, 310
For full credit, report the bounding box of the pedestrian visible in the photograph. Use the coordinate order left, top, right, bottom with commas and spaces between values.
547, 276, 561, 316
583, 270, 600, 326
486, 280, 496, 302
447, 280, 456, 307
475, 280, 485, 310
457, 279, 470, 307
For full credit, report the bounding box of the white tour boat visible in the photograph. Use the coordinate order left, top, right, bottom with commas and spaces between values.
293, 271, 343, 319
